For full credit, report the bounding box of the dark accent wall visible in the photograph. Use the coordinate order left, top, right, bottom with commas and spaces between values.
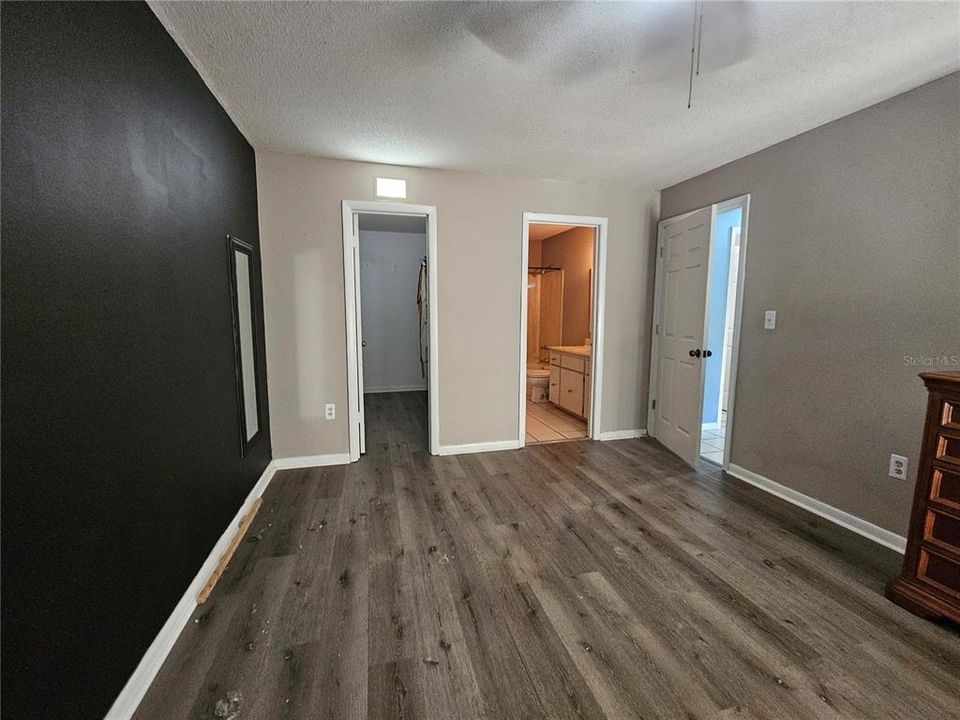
1, 3, 271, 717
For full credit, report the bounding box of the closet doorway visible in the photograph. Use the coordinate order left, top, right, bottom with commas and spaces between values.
342, 201, 439, 460
519, 213, 607, 446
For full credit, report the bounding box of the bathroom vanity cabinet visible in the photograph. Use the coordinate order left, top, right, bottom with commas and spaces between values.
548, 347, 591, 420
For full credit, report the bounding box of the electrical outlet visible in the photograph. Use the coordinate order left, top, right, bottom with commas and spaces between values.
325, 403, 335, 420
888, 453, 908, 480
763, 310, 777, 330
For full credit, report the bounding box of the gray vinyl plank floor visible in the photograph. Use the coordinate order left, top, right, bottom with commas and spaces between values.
133, 391, 960, 720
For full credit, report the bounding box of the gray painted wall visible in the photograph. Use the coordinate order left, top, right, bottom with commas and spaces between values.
660, 73, 960, 536
359, 230, 428, 393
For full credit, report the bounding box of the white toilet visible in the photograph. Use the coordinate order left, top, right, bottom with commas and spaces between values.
526, 364, 551, 403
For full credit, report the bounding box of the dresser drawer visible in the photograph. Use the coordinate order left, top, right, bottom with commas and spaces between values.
924, 508, 960, 554
941, 398, 960, 431
936, 433, 960, 467
931, 466, 960, 511
549, 351, 561, 367
918, 547, 960, 597
560, 354, 586, 373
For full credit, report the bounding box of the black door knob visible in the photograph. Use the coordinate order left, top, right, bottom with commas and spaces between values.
703, 349, 713, 358
689, 348, 701, 357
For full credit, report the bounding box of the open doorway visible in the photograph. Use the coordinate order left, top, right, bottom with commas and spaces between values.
519, 213, 607, 446
342, 201, 439, 460
699, 203, 744, 466
648, 195, 749, 469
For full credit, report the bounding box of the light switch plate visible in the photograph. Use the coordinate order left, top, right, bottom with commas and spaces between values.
763, 310, 777, 330
324, 403, 335, 420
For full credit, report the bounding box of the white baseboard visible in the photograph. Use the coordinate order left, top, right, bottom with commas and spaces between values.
599, 429, 647, 441
363, 384, 427, 394
438, 440, 521, 456
105, 461, 278, 719
725, 463, 906, 554
272, 453, 351, 469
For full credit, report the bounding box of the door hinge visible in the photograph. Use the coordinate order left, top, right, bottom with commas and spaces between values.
652, 399, 656, 409
655, 323, 660, 335
659, 245, 664, 257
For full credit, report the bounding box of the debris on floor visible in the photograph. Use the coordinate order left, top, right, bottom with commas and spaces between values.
422, 656, 439, 665
214, 690, 242, 719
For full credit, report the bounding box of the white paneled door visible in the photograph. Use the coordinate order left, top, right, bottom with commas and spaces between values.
654, 207, 713, 466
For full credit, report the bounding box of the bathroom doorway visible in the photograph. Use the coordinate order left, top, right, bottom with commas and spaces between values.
342, 200, 439, 460
518, 213, 607, 446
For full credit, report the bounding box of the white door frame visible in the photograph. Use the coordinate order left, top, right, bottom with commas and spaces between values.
647, 194, 750, 469
519, 212, 608, 445
342, 200, 439, 460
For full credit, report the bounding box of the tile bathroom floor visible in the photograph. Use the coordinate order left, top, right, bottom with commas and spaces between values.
700, 412, 727, 465
525, 400, 587, 444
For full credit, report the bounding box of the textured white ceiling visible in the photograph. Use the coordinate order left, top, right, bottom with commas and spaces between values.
151, 1, 960, 189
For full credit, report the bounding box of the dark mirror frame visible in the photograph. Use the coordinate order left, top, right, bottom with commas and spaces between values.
226, 234, 262, 456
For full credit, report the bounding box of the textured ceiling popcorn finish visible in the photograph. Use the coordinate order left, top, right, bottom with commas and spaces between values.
150, 1, 960, 189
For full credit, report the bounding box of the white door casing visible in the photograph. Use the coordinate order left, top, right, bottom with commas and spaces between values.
342, 200, 440, 461
352, 212, 366, 455
654, 207, 713, 466
720, 227, 741, 413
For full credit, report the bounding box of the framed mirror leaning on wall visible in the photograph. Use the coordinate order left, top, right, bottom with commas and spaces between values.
227, 235, 261, 455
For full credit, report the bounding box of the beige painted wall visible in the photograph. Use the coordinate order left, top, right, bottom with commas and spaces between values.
257, 153, 659, 455
542, 226, 595, 346
660, 73, 960, 536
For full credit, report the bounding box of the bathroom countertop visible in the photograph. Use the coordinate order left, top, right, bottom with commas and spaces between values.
546, 345, 592, 357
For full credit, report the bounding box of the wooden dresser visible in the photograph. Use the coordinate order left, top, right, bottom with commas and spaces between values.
887, 371, 960, 623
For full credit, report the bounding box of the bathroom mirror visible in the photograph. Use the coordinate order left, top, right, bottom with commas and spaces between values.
227, 235, 261, 455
